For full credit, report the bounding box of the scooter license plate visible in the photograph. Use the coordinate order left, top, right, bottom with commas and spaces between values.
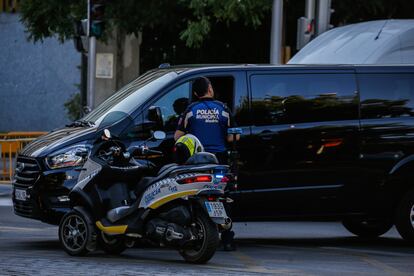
204, 202, 227, 218
15, 189, 27, 201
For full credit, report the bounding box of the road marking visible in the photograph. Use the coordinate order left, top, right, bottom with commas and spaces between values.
321, 246, 410, 275
229, 250, 309, 275
362, 257, 409, 276
231, 250, 267, 272
0, 198, 12, 206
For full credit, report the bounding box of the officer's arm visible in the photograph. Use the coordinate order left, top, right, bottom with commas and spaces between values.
225, 105, 240, 142
227, 134, 240, 142
174, 130, 186, 141
175, 111, 188, 141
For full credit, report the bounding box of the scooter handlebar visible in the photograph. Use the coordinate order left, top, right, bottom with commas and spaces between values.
143, 148, 163, 156
129, 146, 163, 156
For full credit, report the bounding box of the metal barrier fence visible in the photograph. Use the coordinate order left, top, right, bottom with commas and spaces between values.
0, 132, 46, 183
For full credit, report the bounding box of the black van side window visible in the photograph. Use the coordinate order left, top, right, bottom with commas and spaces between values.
203, 76, 234, 109
152, 82, 190, 132
359, 74, 414, 119
250, 74, 358, 125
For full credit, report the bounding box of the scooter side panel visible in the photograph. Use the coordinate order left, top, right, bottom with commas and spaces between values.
75, 159, 102, 189
139, 173, 227, 209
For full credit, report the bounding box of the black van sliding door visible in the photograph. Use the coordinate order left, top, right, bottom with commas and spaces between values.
241, 71, 359, 219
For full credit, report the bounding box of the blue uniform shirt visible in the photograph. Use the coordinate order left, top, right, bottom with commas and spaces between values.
177, 98, 234, 153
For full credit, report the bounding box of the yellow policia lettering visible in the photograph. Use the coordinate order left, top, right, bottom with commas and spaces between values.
149, 190, 198, 209
96, 221, 128, 234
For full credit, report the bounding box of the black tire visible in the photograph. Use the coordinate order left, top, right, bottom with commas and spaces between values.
98, 231, 127, 255
179, 212, 219, 264
395, 189, 414, 242
59, 209, 95, 256
342, 218, 393, 238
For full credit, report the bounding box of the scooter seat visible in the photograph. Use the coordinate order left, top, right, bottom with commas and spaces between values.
158, 163, 178, 175
185, 152, 219, 165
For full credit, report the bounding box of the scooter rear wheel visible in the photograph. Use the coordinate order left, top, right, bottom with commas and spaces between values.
59, 209, 94, 256
179, 212, 219, 264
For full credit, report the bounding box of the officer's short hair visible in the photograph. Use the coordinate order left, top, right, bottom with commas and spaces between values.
192, 77, 211, 97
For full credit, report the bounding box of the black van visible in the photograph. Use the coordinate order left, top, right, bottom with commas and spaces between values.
13, 64, 414, 242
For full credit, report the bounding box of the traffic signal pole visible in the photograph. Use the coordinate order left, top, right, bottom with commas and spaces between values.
87, 36, 96, 110
270, 0, 283, 64
315, 0, 332, 35
87, 0, 96, 110
305, 0, 315, 20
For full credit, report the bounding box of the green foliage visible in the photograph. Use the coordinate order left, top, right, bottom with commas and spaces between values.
180, 0, 272, 47
19, 0, 271, 47
20, 0, 87, 43
64, 93, 83, 121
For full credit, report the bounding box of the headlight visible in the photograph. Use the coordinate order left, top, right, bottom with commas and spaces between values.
46, 144, 90, 169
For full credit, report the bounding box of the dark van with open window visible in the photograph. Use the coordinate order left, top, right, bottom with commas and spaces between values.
13, 64, 414, 242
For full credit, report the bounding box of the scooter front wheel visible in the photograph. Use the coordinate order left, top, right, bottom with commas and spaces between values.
179, 212, 219, 264
59, 209, 94, 256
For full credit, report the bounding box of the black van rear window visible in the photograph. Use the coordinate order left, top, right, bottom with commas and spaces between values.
359, 74, 414, 119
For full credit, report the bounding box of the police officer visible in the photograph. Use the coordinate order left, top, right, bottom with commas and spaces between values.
174, 76, 236, 251
174, 77, 236, 158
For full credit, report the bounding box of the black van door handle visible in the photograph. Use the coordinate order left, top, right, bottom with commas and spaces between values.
259, 130, 273, 141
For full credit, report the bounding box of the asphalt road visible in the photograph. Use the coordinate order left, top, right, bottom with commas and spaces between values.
1, 193, 414, 275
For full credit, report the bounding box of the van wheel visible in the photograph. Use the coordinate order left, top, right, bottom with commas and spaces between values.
395, 189, 414, 242
342, 218, 392, 238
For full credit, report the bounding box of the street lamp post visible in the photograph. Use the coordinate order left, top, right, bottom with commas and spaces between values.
270, 0, 283, 65
86, 0, 96, 110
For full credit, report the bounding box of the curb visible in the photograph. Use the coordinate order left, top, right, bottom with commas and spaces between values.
0, 184, 12, 197
0, 192, 12, 197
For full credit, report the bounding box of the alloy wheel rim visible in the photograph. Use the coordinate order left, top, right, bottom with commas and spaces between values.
62, 214, 87, 251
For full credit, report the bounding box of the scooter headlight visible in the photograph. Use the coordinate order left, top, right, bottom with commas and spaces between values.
46, 144, 90, 169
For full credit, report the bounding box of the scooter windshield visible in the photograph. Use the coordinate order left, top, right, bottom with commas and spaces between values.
97, 111, 133, 138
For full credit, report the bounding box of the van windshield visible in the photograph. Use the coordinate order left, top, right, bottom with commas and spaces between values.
82, 70, 177, 125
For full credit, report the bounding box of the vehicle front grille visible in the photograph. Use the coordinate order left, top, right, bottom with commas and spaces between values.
13, 156, 41, 189
13, 156, 41, 217
13, 200, 34, 217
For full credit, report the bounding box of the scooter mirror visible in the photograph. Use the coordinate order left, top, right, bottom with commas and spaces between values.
153, 131, 166, 140
103, 129, 111, 139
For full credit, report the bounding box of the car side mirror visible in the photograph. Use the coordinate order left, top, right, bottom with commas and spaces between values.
148, 106, 163, 130
153, 131, 166, 140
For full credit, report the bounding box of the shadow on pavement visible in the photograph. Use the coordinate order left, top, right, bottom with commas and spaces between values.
236, 236, 414, 250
